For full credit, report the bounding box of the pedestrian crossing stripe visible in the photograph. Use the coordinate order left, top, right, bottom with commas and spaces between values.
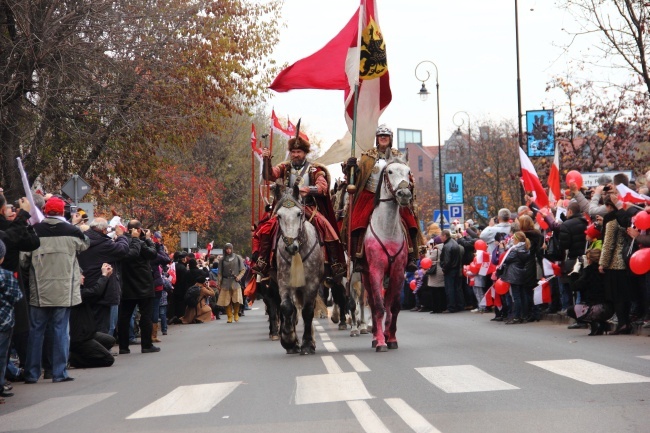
527, 359, 650, 385
295, 372, 373, 404
126, 382, 241, 419
416, 365, 519, 393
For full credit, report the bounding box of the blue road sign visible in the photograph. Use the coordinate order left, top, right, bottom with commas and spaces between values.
444, 173, 464, 204
433, 210, 450, 228
449, 204, 464, 220
474, 196, 489, 219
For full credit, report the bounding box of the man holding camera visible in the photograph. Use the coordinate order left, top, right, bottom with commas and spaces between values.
117, 220, 159, 354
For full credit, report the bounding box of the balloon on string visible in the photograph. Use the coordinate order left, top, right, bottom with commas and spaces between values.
420, 257, 432, 270
469, 261, 481, 274
633, 211, 650, 231
494, 278, 510, 295
629, 249, 650, 275
409, 280, 416, 291
566, 170, 583, 189
474, 239, 488, 251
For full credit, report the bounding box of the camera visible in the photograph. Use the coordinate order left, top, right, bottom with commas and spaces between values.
603, 185, 612, 192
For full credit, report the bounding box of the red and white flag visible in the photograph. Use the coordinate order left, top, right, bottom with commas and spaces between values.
286, 119, 309, 141
269, 0, 391, 149
271, 110, 290, 137
251, 124, 263, 163
479, 287, 502, 309
536, 212, 549, 230
542, 258, 562, 277
206, 241, 214, 258
547, 144, 561, 202
519, 147, 549, 208
533, 278, 552, 305
616, 183, 650, 205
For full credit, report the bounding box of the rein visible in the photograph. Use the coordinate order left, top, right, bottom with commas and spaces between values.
376, 161, 412, 205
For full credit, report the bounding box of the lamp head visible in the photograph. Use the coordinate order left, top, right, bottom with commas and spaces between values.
418, 82, 429, 102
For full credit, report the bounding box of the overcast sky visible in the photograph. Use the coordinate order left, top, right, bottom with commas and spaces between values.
268, 0, 612, 153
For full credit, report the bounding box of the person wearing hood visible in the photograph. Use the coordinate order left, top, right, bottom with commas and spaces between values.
216, 243, 246, 323
78, 218, 130, 334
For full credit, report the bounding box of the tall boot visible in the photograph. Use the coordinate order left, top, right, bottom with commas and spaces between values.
226, 305, 233, 323
252, 233, 272, 277
233, 304, 240, 322
151, 323, 161, 343
350, 231, 365, 273
325, 241, 346, 278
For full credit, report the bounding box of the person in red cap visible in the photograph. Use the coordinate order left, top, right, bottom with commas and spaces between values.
585, 224, 602, 251
22, 196, 90, 383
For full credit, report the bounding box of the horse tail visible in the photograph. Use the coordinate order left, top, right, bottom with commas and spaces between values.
314, 294, 327, 318
290, 253, 306, 287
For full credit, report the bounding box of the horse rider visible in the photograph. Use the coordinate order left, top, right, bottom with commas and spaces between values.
252, 136, 346, 280
216, 243, 246, 323
342, 124, 420, 273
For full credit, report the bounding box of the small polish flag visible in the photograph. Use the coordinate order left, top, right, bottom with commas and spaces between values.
519, 147, 549, 208
616, 184, 650, 205
547, 145, 561, 202
542, 258, 562, 277
533, 278, 552, 305
536, 212, 549, 230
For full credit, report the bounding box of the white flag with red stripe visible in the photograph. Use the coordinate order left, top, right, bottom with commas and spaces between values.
547, 144, 561, 202
616, 183, 650, 205
271, 110, 290, 137
533, 278, 552, 305
519, 147, 549, 208
542, 258, 562, 277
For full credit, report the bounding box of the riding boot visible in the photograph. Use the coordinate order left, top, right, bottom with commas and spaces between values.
252, 233, 272, 277
351, 231, 366, 273
406, 231, 418, 272
233, 304, 240, 322
151, 323, 161, 343
325, 241, 346, 278
226, 305, 233, 323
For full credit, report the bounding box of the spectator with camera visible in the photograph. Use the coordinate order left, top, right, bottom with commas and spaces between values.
117, 220, 160, 354
149, 231, 171, 343
77, 218, 130, 334
181, 275, 216, 324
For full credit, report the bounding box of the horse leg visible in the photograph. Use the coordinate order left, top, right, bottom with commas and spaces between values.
331, 304, 340, 324
364, 271, 387, 352
385, 272, 403, 349
332, 282, 347, 330
280, 297, 299, 354
348, 293, 359, 337
300, 300, 316, 355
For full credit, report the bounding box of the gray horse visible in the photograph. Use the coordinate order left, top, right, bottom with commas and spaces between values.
272, 186, 324, 355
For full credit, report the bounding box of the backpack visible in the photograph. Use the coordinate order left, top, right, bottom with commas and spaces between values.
460, 238, 476, 265
544, 230, 566, 262
184, 285, 201, 308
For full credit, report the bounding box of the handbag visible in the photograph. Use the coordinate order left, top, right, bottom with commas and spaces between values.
426, 249, 438, 275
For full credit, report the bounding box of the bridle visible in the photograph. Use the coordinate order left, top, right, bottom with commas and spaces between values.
276, 197, 318, 263
377, 161, 412, 204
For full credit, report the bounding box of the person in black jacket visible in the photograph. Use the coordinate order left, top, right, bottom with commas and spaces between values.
69, 264, 116, 368
440, 230, 464, 313
568, 249, 614, 335
519, 215, 544, 321
117, 220, 159, 354
500, 232, 531, 324
169, 251, 191, 324
149, 232, 171, 343
78, 218, 130, 334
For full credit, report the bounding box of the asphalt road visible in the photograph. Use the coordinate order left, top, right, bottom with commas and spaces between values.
2, 306, 649, 433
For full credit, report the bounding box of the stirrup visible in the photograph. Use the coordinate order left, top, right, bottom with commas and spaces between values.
252, 258, 269, 275
330, 262, 346, 278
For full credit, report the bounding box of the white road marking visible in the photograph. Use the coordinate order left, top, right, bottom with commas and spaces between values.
384, 398, 441, 433
527, 359, 650, 385
416, 365, 519, 393
344, 354, 371, 372
315, 325, 325, 332
323, 341, 339, 352
319, 332, 331, 341
295, 372, 373, 404
637, 355, 650, 360
322, 355, 343, 374
347, 400, 391, 433
126, 382, 241, 419
0, 393, 115, 432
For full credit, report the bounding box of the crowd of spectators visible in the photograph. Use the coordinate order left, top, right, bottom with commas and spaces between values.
0, 191, 251, 404
407, 172, 650, 338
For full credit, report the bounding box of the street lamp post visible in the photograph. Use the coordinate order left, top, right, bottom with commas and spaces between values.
452, 111, 471, 157
415, 60, 444, 229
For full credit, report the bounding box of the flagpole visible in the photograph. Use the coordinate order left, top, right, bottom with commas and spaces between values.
251, 146, 255, 254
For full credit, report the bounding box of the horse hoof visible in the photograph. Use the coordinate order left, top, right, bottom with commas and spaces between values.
376, 345, 388, 352
286, 346, 300, 354
360, 329, 369, 335
300, 347, 316, 355
271, 335, 280, 341
338, 323, 347, 331
387, 342, 398, 350
371, 340, 377, 348
350, 331, 359, 337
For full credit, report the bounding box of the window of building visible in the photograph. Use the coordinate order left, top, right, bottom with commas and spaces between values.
397, 128, 422, 150
418, 155, 423, 171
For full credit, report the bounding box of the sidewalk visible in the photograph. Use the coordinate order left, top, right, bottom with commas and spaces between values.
543, 311, 650, 336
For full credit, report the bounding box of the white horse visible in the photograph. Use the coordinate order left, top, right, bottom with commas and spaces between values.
272, 187, 324, 355
361, 152, 412, 352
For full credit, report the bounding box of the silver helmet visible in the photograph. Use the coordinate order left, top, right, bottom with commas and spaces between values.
376, 124, 393, 137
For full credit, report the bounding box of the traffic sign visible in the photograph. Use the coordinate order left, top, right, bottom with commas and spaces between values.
180, 231, 198, 250
432, 210, 450, 228
449, 204, 464, 221
61, 175, 91, 203
444, 173, 464, 204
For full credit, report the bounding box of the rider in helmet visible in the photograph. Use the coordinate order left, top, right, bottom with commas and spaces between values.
343, 124, 420, 272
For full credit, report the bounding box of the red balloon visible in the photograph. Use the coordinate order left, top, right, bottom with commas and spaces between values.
469, 277, 475, 287
629, 249, 650, 275
469, 261, 481, 274
409, 280, 417, 291
566, 170, 583, 189
494, 278, 510, 295
633, 211, 650, 231
420, 257, 432, 270
474, 239, 488, 251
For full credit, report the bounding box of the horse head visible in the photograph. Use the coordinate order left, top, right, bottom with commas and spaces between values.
376, 152, 412, 207
274, 190, 305, 256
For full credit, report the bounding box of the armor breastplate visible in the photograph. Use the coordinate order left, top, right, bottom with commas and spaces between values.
289, 163, 310, 188
365, 157, 387, 192
221, 256, 238, 279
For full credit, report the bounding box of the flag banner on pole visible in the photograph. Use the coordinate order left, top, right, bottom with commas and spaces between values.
286, 119, 309, 141
271, 110, 290, 137
533, 278, 552, 305
251, 124, 263, 164
269, 0, 391, 149
16, 157, 44, 225
547, 144, 561, 202
542, 258, 562, 277
519, 147, 549, 208
536, 212, 549, 230
616, 183, 650, 205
